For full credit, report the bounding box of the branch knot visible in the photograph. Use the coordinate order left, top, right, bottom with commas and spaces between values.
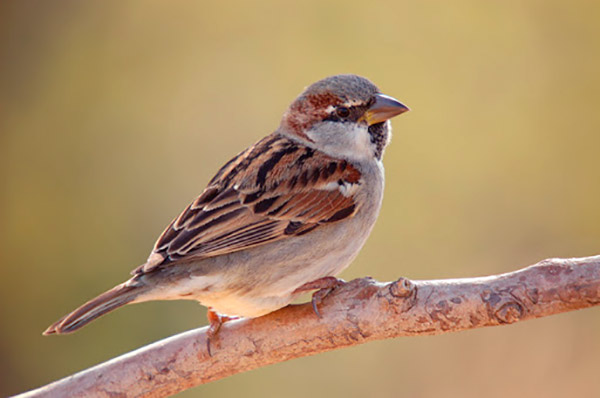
389, 277, 414, 298
481, 288, 525, 324
388, 277, 417, 312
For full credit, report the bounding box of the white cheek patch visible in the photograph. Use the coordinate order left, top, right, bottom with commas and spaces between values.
343, 123, 373, 160
307, 122, 374, 162
305, 129, 320, 143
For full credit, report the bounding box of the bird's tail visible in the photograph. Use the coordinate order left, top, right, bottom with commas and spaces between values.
43, 279, 149, 335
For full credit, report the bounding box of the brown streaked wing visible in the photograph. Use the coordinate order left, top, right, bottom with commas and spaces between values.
136, 134, 362, 274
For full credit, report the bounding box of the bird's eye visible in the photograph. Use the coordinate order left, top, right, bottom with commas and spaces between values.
336, 106, 350, 118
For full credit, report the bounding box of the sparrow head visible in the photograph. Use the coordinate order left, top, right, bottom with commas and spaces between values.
280, 74, 409, 161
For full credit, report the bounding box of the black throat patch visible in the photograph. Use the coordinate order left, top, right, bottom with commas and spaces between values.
368, 122, 389, 160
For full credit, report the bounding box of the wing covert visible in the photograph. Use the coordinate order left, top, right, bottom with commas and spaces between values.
134, 134, 362, 274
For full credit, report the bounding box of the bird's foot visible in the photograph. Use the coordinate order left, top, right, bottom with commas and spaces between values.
293, 276, 346, 318
206, 309, 238, 356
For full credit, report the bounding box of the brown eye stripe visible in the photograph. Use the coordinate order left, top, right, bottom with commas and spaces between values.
305, 92, 341, 109
322, 103, 370, 123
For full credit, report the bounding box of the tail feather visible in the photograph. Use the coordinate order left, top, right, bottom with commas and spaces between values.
43, 280, 148, 335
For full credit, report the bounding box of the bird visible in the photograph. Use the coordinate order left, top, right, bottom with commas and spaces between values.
43, 74, 409, 352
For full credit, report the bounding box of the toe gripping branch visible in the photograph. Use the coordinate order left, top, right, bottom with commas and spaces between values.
206, 309, 238, 356
205, 276, 345, 355
293, 276, 346, 318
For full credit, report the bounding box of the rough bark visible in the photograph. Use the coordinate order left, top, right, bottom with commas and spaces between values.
17, 255, 600, 398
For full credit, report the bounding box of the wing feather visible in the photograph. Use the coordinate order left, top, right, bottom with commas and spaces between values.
135, 134, 363, 274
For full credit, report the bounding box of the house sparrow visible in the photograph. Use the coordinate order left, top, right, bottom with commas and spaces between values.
43, 74, 408, 350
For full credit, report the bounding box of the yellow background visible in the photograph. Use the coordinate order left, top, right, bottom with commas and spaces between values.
1, 1, 599, 396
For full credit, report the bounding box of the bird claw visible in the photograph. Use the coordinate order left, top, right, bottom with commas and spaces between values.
204, 277, 344, 355
205, 309, 238, 357
294, 276, 346, 318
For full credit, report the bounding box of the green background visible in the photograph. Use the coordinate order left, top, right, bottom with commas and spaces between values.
1, 1, 599, 397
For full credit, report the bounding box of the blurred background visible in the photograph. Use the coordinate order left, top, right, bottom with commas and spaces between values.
1, 0, 599, 396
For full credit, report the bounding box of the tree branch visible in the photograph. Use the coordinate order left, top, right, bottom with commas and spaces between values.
18, 255, 600, 398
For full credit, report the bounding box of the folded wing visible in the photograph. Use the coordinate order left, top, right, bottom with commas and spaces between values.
134, 134, 362, 274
